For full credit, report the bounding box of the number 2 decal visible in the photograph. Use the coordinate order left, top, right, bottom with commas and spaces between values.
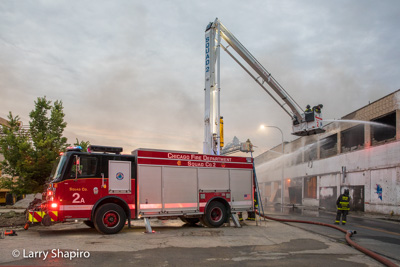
72, 192, 85, 203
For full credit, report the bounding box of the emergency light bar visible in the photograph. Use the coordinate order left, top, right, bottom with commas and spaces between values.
66, 146, 82, 152
88, 145, 123, 154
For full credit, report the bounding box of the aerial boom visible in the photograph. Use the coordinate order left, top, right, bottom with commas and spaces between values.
204, 18, 324, 155
204, 20, 221, 155
217, 21, 304, 120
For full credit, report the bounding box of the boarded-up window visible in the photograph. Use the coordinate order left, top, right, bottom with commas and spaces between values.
304, 176, 317, 199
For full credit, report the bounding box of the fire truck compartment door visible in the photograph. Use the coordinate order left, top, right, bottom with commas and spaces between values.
230, 169, 253, 209
138, 166, 162, 213
198, 169, 229, 191
163, 167, 198, 212
109, 160, 131, 194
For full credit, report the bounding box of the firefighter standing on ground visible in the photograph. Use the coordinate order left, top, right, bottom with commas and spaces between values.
238, 193, 258, 221
335, 189, 350, 225
247, 193, 258, 221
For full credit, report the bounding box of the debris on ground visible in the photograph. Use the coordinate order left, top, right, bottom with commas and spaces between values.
0, 193, 44, 228
12, 194, 37, 209
0, 210, 26, 227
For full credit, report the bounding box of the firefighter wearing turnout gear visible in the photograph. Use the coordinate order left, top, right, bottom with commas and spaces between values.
335, 189, 350, 225
246, 193, 258, 221
312, 104, 323, 114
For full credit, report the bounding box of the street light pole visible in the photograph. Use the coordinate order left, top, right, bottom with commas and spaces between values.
261, 125, 285, 208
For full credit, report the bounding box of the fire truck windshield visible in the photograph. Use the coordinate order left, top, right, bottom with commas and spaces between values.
50, 154, 67, 182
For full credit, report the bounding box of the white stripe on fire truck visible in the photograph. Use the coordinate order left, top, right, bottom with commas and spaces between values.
164, 203, 197, 209
199, 202, 206, 207
140, 204, 162, 209
60, 204, 135, 211
60, 205, 94, 211
232, 201, 252, 206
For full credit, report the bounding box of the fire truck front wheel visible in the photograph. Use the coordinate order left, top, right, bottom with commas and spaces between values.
94, 203, 126, 234
203, 201, 227, 228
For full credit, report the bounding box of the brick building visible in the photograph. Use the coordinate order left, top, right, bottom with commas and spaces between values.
255, 89, 400, 215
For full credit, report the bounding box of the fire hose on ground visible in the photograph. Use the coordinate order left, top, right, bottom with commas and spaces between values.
256, 212, 398, 267
250, 154, 397, 266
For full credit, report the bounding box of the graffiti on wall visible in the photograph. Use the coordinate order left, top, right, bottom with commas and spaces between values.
375, 184, 383, 201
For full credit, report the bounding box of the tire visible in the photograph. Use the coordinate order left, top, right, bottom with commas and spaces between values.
94, 203, 126, 234
83, 220, 95, 228
41, 214, 52, 226
203, 201, 227, 228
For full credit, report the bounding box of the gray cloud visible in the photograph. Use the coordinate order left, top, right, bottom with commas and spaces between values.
1, 0, 399, 155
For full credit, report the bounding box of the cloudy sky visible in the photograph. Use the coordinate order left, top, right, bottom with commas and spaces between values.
1, 0, 399, 156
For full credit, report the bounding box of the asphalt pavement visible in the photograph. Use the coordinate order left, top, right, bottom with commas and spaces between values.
0, 213, 392, 266
259, 205, 400, 265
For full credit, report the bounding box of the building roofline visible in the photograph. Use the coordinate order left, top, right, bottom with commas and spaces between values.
341, 88, 400, 119
0, 117, 9, 126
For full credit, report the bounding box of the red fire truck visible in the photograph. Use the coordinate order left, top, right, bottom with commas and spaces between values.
28, 145, 254, 234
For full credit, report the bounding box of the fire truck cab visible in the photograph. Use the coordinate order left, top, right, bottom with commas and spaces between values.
29, 145, 254, 234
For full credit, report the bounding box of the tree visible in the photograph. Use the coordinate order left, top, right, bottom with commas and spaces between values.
0, 96, 68, 194
74, 139, 90, 152
0, 113, 32, 195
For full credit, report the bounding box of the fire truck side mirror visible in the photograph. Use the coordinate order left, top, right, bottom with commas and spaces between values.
74, 155, 80, 182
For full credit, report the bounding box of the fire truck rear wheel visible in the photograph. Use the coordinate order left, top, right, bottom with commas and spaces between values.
203, 201, 227, 228
94, 203, 126, 234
